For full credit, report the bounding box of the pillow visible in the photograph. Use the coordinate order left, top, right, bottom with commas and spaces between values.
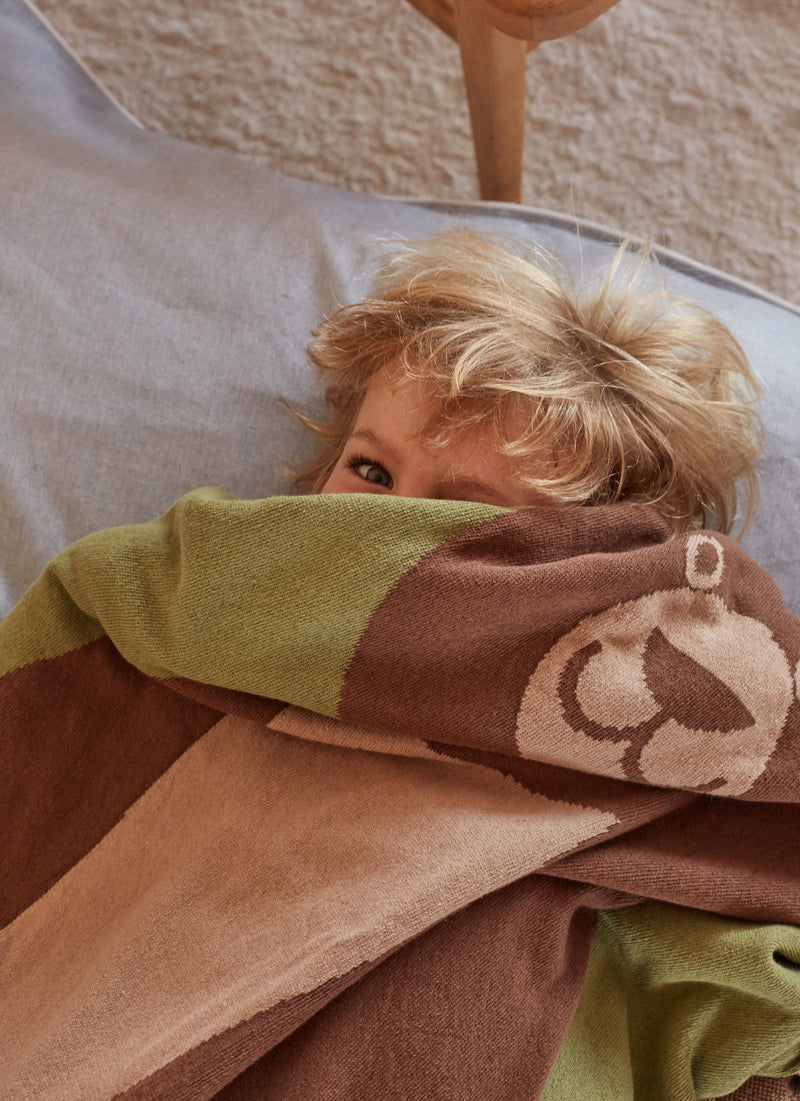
1, 0, 799, 615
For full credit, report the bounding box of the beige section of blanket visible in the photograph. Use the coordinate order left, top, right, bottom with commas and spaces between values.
32, 0, 800, 303
0, 713, 615, 1101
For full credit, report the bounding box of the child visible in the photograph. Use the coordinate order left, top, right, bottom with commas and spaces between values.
295, 229, 762, 534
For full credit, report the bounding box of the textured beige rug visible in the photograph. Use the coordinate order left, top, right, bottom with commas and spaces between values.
34, 0, 798, 303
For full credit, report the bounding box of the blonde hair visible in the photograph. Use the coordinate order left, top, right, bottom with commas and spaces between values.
295, 229, 762, 534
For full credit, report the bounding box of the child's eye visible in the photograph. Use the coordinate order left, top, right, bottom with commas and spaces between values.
348, 456, 393, 488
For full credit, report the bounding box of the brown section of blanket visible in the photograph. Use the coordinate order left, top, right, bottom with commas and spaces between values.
213, 878, 631, 1101
339, 505, 682, 758
3, 709, 618, 1097
341, 508, 800, 802
724, 1077, 800, 1101
0, 635, 225, 927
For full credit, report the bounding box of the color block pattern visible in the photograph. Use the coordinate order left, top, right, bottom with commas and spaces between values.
2, 490, 799, 1099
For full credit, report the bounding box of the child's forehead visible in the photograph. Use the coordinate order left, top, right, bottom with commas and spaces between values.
359, 370, 440, 436
353, 369, 556, 500
360, 369, 538, 461
364, 369, 458, 434
368, 365, 531, 434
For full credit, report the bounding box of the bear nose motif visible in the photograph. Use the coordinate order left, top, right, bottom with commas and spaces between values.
642, 627, 755, 733
558, 627, 757, 784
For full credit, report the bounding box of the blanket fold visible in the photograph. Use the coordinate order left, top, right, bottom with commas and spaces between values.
2, 489, 799, 1100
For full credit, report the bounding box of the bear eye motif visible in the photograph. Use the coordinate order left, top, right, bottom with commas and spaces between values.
515, 536, 795, 795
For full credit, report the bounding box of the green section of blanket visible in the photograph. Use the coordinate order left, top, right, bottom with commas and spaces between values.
0, 489, 500, 716
541, 902, 800, 1101
0, 569, 107, 673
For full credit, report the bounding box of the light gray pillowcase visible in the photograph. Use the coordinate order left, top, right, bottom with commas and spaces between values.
1, 0, 798, 615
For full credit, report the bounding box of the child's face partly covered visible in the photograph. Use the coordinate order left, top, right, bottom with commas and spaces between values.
322, 373, 551, 507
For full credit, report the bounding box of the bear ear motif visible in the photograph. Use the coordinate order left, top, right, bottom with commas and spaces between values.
515, 534, 795, 796
685, 534, 725, 591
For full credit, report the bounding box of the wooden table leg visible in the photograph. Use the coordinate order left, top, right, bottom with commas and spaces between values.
452, 0, 529, 203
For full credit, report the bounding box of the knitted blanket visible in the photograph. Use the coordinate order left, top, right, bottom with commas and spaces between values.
2, 489, 799, 1101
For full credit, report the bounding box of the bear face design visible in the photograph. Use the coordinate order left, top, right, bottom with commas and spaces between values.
515, 536, 795, 796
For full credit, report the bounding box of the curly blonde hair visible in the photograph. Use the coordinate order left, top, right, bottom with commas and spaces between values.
294, 229, 762, 534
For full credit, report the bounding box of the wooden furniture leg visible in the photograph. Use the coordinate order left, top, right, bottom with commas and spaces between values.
452, 0, 528, 203
405, 0, 623, 204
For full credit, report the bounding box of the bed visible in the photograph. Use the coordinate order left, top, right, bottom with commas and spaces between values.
2, 1, 800, 1097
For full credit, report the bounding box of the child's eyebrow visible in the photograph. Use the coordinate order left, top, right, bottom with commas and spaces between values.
347, 428, 401, 462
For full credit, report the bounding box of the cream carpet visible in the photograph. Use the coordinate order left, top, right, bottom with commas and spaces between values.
34, 0, 798, 303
